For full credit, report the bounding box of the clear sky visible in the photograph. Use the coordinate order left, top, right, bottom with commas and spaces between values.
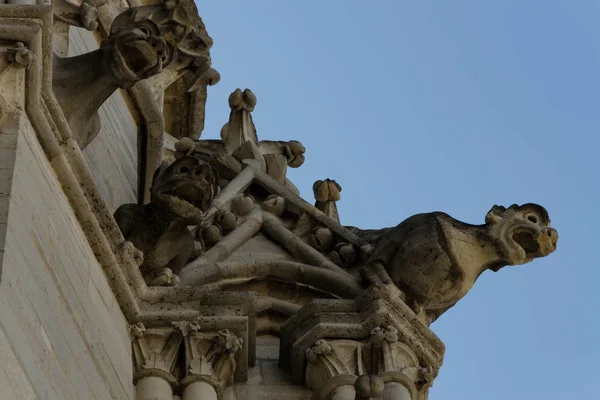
198, 1, 599, 398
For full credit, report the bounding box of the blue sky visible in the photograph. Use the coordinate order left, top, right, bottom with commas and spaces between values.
198, 1, 599, 398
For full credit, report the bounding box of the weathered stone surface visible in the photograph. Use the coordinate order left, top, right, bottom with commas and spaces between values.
1, 113, 132, 399
54, 0, 214, 149
353, 204, 558, 323
114, 156, 219, 285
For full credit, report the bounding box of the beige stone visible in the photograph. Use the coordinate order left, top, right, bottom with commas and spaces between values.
0, 2, 559, 399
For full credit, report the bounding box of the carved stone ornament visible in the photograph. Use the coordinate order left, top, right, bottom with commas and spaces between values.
353, 203, 559, 324
53, 0, 214, 149
114, 156, 219, 286
53, 0, 102, 31
303, 332, 421, 400
179, 325, 243, 389
6, 42, 34, 68
130, 323, 182, 384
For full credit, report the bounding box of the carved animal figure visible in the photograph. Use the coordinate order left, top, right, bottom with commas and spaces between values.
114, 156, 218, 286
353, 204, 558, 324
53, 1, 214, 149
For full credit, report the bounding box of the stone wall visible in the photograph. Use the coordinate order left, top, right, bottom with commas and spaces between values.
234, 336, 312, 400
0, 111, 133, 399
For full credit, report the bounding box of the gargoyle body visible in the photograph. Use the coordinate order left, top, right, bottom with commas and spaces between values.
114, 156, 218, 286
353, 204, 558, 324
53, 1, 213, 148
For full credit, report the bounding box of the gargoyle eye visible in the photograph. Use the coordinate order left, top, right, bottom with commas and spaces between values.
527, 215, 538, 224
139, 26, 151, 37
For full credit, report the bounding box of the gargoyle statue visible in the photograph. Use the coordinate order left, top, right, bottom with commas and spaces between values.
53, 1, 213, 148
353, 204, 558, 324
114, 156, 218, 286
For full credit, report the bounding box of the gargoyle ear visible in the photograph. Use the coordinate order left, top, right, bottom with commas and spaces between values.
485, 205, 506, 225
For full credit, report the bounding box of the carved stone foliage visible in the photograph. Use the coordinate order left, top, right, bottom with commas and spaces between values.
130, 323, 183, 384
173, 88, 306, 187
130, 321, 243, 399
304, 333, 423, 399
303, 328, 428, 398
114, 156, 219, 286
6, 42, 34, 68
280, 284, 444, 399
353, 203, 559, 324
176, 321, 243, 391
52, 0, 215, 149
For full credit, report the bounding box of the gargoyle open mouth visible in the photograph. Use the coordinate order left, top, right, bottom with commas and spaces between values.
164, 183, 211, 211
110, 28, 169, 82
121, 42, 160, 72
512, 230, 540, 257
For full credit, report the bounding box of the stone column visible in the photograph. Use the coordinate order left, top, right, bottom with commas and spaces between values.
130, 323, 182, 400
181, 381, 218, 400
176, 322, 242, 399
280, 285, 444, 400
304, 339, 362, 400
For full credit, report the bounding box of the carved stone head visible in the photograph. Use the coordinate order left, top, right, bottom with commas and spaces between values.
150, 156, 219, 223
485, 203, 558, 268
104, 0, 213, 87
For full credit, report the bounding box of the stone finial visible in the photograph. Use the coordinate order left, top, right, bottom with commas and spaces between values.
229, 88, 257, 112
6, 42, 33, 68
313, 179, 341, 222
355, 203, 559, 325
221, 89, 259, 154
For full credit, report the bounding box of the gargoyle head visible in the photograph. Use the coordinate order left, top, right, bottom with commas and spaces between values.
150, 156, 219, 224
485, 203, 558, 268
103, 0, 213, 87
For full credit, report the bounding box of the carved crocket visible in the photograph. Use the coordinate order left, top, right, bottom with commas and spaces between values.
352, 204, 558, 324
114, 156, 218, 286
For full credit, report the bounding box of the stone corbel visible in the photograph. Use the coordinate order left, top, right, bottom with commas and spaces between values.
305, 339, 365, 400
131, 323, 183, 400
176, 322, 243, 400
280, 285, 445, 399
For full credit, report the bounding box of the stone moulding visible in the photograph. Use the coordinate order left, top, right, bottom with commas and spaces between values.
0, 2, 241, 328
278, 285, 444, 399
0, 3, 187, 326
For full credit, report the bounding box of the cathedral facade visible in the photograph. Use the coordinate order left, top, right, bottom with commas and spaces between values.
0, 1, 557, 399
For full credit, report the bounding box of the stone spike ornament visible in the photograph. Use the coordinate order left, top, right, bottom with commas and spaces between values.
313, 178, 342, 223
